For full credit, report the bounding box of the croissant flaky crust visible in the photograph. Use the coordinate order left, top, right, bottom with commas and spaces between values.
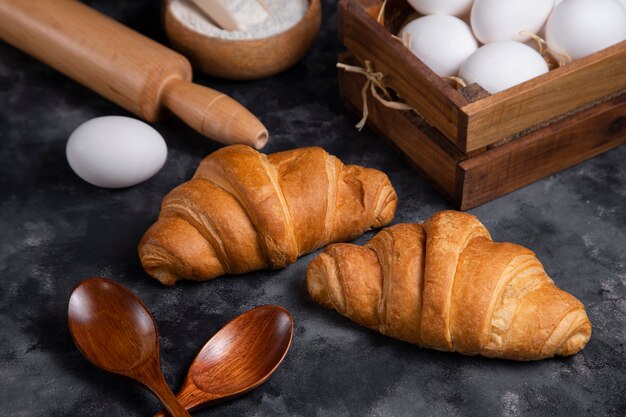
307, 211, 592, 360
139, 145, 397, 285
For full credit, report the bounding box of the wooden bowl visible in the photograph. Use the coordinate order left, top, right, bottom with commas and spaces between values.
163, 0, 322, 80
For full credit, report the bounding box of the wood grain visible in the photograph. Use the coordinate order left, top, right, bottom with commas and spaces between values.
161, 78, 268, 148
153, 305, 293, 416
341, 0, 626, 154
338, 0, 468, 146
0, 0, 268, 148
163, 0, 322, 80
338, 55, 462, 203
461, 42, 626, 152
458, 94, 626, 210
339, 55, 626, 209
68, 278, 191, 417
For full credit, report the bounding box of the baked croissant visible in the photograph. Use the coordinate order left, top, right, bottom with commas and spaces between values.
139, 145, 397, 285
307, 211, 592, 360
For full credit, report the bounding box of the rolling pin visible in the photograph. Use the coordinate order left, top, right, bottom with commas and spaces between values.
0, 0, 269, 149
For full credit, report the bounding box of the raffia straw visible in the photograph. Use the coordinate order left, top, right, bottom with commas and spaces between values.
520, 30, 572, 67
548, 44, 573, 67
337, 60, 414, 131
377, 0, 387, 24
402, 31, 412, 48
445, 76, 467, 89
521, 31, 548, 55
391, 31, 411, 48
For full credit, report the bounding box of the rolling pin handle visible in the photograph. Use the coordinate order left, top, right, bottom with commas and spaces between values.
161, 77, 269, 149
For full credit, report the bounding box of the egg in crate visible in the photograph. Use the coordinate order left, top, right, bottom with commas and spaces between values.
471, 0, 555, 43
407, 0, 474, 17
459, 41, 550, 94
546, 0, 626, 61
399, 15, 478, 77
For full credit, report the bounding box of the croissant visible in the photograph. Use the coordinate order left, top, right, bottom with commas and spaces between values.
307, 211, 592, 360
139, 145, 397, 285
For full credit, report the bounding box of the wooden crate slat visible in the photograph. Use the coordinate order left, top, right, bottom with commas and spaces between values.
338, 60, 461, 202
339, 0, 626, 209
462, 42, 626, 152
339, 62, 626, 210
341, 0, 626, 155
458, 94, 626, 209
338, 0, 468, 147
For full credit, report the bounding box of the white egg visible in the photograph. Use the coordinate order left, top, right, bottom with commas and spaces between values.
400, 15, 478, 77
66, 116, 167, 188
471, 0, 555, 43
459, 41, 550, 94
407, 0, 474, 17
546, 0, 626, 61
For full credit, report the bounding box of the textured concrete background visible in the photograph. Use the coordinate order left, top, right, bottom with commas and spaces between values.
1, 1, 625, 416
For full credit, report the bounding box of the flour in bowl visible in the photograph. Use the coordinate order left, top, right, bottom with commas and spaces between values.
170, 0, 310, 40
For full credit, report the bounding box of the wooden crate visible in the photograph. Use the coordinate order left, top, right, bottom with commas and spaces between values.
337, 0, 626, 209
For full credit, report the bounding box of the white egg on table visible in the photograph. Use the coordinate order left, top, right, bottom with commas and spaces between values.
399, 15, 478, 77
471, 0, 555, 43
545, 0, 626, 61
407, 0, 474, 17
459, 41, 550, 94
66, 116, 167, 188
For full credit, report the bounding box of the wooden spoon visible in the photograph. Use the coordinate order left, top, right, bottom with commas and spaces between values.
153, 305, 294, 416
67, 277, 191, 417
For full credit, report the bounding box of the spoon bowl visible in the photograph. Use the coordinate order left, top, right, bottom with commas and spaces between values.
154, 305, 293, 416
68, 278, 156, 371
68, 277, 191, 417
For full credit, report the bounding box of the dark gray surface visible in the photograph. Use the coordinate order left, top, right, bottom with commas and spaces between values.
1, 1, 625, 416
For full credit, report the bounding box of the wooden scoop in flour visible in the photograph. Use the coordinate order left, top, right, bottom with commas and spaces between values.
190, 0, 271, 31
0, 0, 269, 149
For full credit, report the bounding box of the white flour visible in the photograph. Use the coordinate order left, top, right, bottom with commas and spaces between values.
170, 0, 310, 40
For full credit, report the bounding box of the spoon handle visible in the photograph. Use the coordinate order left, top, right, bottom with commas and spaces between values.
153, 380, 223, 417
148, 371, 192, 417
